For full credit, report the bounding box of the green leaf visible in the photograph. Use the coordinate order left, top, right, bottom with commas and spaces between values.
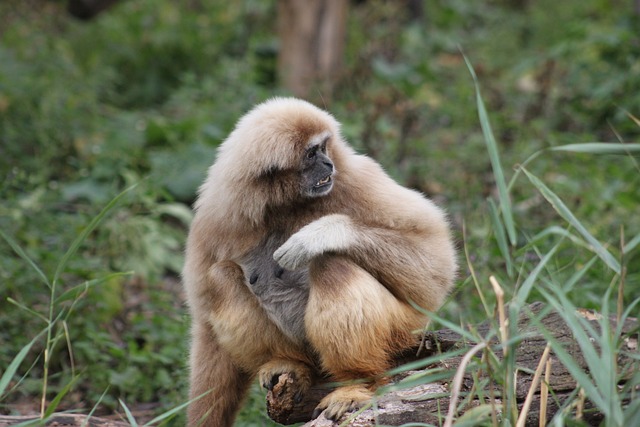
464, 53, 517, 246
521, 167, 621, 274
43, 375, 81, 418
55, 272, 134, 304
488, 198, 513, 277
532, 296, 608, 414
562, 256, 598, 292
515, 242, 560, 305
0, 229, 50, 288
52, 184, 138, 288
81, 388, 110, 427
143, 397, 194, 426
7, 298, 49, 324
0, 331, 45, 398
624, 233, 640, 253
119, 399, 139, 427
452, 403, 493, 426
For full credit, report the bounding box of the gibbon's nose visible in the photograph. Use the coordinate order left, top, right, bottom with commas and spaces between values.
323, 160, 334, 172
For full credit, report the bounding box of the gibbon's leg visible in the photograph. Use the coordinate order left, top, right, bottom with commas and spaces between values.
187, 321, 251, 427
305, 255, 427, 420
187, 260, 314, 426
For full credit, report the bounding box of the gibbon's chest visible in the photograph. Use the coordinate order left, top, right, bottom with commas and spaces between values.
239, 233, 310, 344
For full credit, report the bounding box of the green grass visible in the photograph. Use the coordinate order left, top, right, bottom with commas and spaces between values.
1, 0, 638, 425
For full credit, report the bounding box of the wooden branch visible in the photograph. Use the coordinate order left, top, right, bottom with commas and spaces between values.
266, 302, 639, 426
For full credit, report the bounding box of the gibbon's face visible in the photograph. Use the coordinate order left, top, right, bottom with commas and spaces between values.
300, 131, 334, 198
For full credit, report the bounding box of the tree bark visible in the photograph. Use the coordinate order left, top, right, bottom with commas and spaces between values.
277, 0, 348, 101
266, 302, 639, 426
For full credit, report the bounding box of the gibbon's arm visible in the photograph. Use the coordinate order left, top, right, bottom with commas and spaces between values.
274, 214, 356, 270
274, 213, 454, 308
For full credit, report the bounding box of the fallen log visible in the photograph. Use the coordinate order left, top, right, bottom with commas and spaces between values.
266, 302, 639, 426
0, 414, 128, 427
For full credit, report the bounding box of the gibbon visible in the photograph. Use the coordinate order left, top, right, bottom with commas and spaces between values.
182, 98, 457, 426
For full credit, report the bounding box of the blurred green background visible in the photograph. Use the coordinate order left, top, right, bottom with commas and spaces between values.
1, 0, 638, 425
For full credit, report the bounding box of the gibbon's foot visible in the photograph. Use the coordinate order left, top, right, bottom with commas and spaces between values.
258, 359, 312, 402
312, 385, 373, 421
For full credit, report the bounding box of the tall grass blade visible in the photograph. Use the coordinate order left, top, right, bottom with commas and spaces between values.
531, 307, 608, 415
452, 404, 493, 426
550, 142, 640, 154
7, 297, 49, 324
55, 272, 134, 304
521, 167, 621, 274
462, 222, 492, 317
514, 242, 560, 305
410, 303, 480, 342
43, 375, 80, 418
386, 369, 454, 394
624, 399, 640, 427
615, 297, 640, 338
386, 347, 468, 376
81, 387, 110, 427
538, 288, 624, 422
144, 397, 205, 426
526, 225, 589, 250
0, 331, 44, 397
119, 399, 139, 427
52, 183, 137, 288
624, 233, 640, 253
488, 198, 514, 277
463, 54, 517, 246
8, 419, 43, 427
562, 256, 598, 292
0, 229, 50, 288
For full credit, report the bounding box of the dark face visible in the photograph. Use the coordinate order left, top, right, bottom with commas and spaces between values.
300, 135, 334, 198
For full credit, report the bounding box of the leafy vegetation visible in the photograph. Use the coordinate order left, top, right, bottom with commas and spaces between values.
0, 0, 638, 425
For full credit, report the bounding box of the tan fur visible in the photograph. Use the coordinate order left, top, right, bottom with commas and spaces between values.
183, 97, 457, 426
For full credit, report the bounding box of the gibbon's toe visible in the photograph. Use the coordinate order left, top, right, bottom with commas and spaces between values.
263, 373, 280, 391
313, 385, 372, 421
258, 359, 312, 396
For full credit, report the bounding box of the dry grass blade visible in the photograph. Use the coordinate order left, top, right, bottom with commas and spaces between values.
516, 344, 552, 427
443, 341, 488, 427
490, 276, 508, 356
539, 358, 552, 427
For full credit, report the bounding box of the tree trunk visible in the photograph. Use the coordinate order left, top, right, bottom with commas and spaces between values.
277, 0, 348, 101
266, 302, 639, 426
67, 0, 121, 20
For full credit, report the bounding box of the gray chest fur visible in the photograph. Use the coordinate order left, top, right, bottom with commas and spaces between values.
240, 235, 309, 343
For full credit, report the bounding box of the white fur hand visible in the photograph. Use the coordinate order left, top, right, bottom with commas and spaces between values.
273, 232, 314, 270
274, 215, 354, 270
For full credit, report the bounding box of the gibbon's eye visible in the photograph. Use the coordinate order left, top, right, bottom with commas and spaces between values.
306, 146, 318, 159
320, 135, 330, 153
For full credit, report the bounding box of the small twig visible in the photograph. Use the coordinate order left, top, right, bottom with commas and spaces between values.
539, 357, 552, 427
516, 344, 552, 427
576, 388, 585, 420
490, 276, 508, 356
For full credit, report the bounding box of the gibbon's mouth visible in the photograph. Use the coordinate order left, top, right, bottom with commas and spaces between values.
315, 175, 332, 187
